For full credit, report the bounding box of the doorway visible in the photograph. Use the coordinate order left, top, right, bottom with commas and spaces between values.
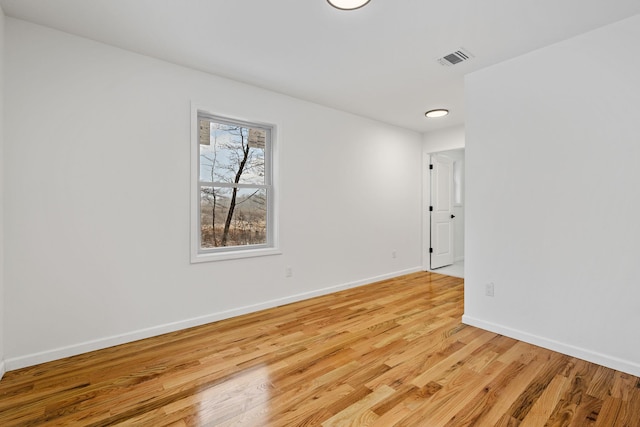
424, 148, 465, 277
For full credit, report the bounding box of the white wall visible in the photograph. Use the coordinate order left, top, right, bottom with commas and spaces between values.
0, 5, 5, 380
423, 125, 465, 153
3, 18, 423, 369
464, 14, 640, 376
422, 126, 465, 269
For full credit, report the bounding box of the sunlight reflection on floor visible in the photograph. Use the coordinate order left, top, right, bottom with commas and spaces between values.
169, 363, 277, 425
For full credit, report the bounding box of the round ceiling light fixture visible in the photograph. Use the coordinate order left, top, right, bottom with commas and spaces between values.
327, 0, 371, 10
425, 109, 449, 118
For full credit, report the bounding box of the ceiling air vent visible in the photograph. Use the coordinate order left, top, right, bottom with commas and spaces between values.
438, 48, 474, 66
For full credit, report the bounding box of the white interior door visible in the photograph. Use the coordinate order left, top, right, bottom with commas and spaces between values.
430, 155, 454, 269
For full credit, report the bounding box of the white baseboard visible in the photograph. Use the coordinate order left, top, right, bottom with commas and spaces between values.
462, 314, 640, 377
454, 256, 465, 263
0, 360, 5, 380
4, 267, 422, 372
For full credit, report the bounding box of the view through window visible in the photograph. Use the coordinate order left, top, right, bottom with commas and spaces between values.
197, 113, 273, 253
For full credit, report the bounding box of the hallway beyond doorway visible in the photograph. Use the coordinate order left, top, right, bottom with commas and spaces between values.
430, 260, 464, 278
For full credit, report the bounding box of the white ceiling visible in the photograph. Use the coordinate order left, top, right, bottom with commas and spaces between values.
1, 0, 639, 132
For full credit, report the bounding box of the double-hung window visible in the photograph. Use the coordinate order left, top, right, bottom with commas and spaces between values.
192, 110, 278, 262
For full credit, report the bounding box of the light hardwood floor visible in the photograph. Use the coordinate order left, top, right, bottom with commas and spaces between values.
0, 272, 639, 426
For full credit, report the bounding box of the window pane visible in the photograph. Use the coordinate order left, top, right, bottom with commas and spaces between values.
199, 122, 265, 185
200, 186, 267, 249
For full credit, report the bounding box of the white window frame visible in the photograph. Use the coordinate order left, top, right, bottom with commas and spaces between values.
190, 104, 280, 263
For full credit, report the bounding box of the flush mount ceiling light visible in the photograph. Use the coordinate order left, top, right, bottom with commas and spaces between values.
425, 109, 449, 118
327, 0, 371, 10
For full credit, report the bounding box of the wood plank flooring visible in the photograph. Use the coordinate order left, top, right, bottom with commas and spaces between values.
1, 272, 639, 426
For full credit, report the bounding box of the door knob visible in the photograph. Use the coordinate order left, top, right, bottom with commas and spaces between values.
451, 214, 456, 219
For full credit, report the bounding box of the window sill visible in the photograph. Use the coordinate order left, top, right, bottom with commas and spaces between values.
191, 247, 282, 263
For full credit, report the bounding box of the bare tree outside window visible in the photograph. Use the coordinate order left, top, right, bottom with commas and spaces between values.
198, 115, 271, 250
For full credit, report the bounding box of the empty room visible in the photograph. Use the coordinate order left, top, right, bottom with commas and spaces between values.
1, 0, 639, 425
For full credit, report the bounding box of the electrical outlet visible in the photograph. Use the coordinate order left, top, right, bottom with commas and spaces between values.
485, 282, 495, 297
285, 267, 293, 278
